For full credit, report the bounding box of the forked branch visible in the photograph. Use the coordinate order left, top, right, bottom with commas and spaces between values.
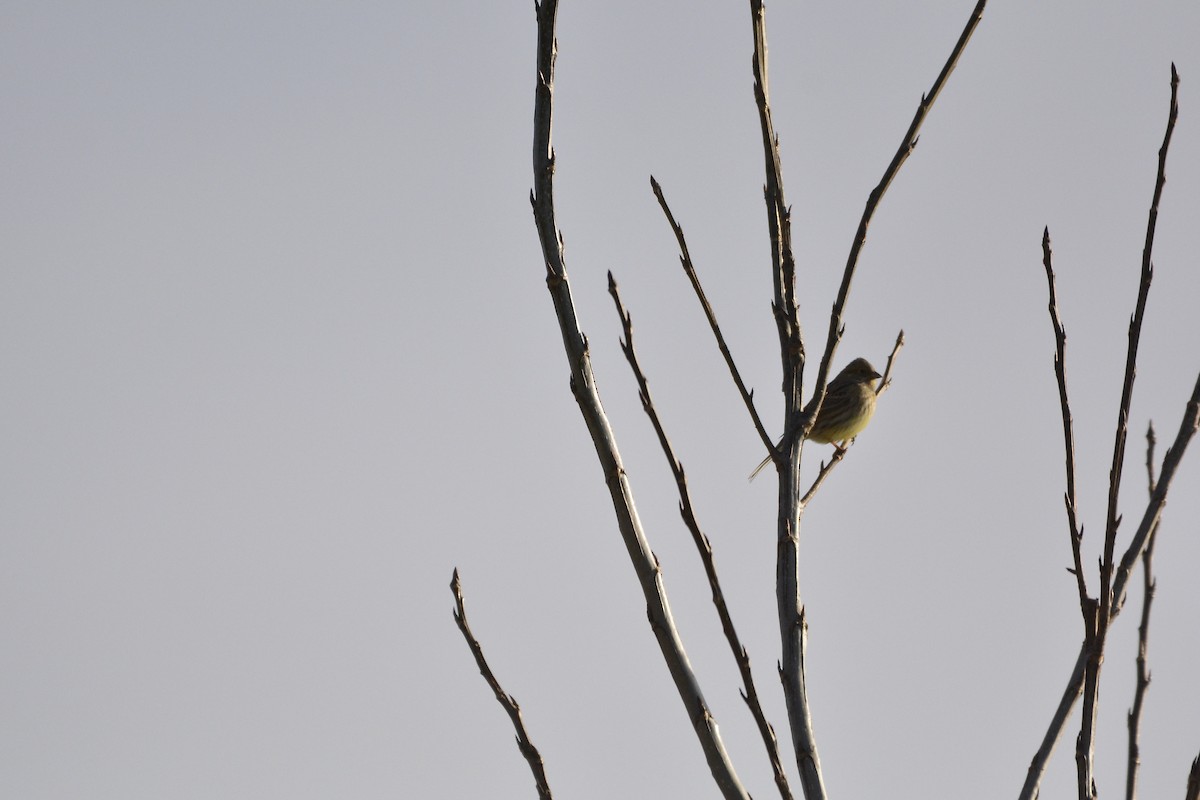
1018, 66, 1190, 800
1021, 371, 1200, 800
750, 5, 987, 799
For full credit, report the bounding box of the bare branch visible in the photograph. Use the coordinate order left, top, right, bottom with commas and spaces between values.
529, 3, 749, 797
451, 569, 553, 800
745, 6, 820, 794
1102, 61, 1179, 630
1041, 228, 1090, 611
1077, 603, 1102, 800
1080, 63, 1182, 800
1021, 647, 1087, 800
1112, 371, 1200, 607
650, 177, 774, 455
608, 273, 794, 800
1109, 62, 1184, 614
798, 449, 848, 508
1020, 67, 1187, 800
748, 0, 803, 396
876, 329, 907, 396
1125, 425, 1159, 800
1022, 371, 1200, 800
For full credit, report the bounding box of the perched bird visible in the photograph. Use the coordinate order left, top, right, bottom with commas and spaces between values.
749, 357, 882, 481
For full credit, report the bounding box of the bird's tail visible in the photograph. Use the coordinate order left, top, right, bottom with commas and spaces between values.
748, 454, 772, 482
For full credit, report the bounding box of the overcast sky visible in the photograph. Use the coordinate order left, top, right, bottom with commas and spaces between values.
3, 2, 1199, 798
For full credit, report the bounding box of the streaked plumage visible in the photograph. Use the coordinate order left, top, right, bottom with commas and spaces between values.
749, 358, 881, 480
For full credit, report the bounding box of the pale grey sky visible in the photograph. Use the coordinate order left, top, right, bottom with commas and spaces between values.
2, 2, 1198, 798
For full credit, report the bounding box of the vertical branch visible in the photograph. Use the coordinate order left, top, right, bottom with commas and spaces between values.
451, 570, 554, 800
1125, 425, 1159, 800
1040, 227, 1100, 800
745, 5, 987, 799
746, 5, 823, 797
1089, 64, 1180, 800
1101, 61, 1179, 627
748, 0, 803, 404
529, 3, 749, 797
1082, 63, 1179, 800
1041, 228, 1091, 611
1076, 606, 1102, 800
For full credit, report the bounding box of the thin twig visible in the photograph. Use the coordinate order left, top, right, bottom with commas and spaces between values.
608, 273, 794, 800
1082, 63, 1180, 800
876, 329, 907, 397
1101, 60, 1179, 638
1145, 423, 1158, 494
797, 449, 848, 508
650, 177, 774, 455
451, 569, 553, 800
748, 0, 803, 401
529, 2, 749, 797
1125, 424, 1159, 800
1041, 228, 1090, 611
1042, 225, 1101, 800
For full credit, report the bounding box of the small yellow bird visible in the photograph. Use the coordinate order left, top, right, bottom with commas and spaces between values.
749, 358, 882, 480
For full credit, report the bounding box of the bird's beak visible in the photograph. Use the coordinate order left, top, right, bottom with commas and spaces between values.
872, 370, 882, 379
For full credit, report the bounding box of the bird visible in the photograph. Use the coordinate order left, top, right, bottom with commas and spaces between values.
749, 357, 882, 481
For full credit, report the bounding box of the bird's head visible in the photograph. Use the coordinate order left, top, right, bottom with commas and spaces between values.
842, 357, 881, 383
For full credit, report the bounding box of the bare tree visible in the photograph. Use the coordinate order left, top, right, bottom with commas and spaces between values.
450, 6, 1199, 800
1019, 64, 1200, 800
